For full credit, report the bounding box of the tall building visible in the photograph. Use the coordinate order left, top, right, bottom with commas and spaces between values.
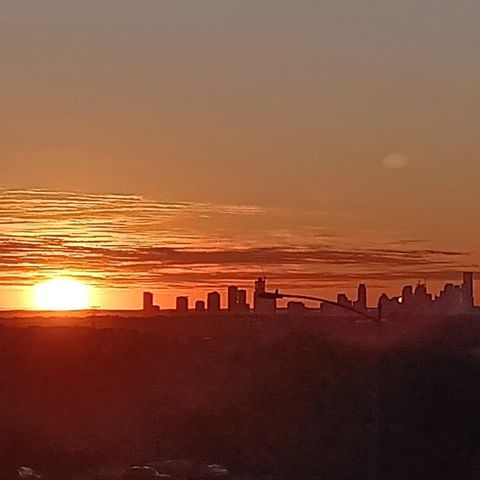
238, 289, 249, 311
353, 284, 367, 312
254, 277, 276, 314
463, 272, 474, 308
401, 285, 414, 305
414, 282, 432, 307
227, 286, 249, 313
207, 291, 221, 312
378, 293, 390, 318
377, 274, 476, 317
143, 291, 159, 316
143, 292, 153, 311
176, 296, 189, 314
227, 285, 239, 312
195, 300, 206, 313
358, 284, 367, 308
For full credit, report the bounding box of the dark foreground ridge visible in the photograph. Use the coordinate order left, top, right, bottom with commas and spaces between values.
1, 312, 480, 480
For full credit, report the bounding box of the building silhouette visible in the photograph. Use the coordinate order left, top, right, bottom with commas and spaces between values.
402, 285, 414, 305
207, 291, 221, 312
143, 292, 153, 310
227, 285, 239, 312
227, 285, 250, 313
463, 272, 474, 308
254, 277, 276, 314
137, 272, 475, 318
195, 300, 206, 313
378, 272, 475, 317
143, 291, 160, 316
176, 296, 189, 314
238, 289, 249, 312
353, 284, 367, 313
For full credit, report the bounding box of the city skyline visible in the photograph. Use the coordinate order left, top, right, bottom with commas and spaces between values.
0, 187, 478, 310
141, 272, 476, 316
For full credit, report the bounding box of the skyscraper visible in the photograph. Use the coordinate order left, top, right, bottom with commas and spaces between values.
353, 283, 367, 312
401, 285, 414, 305
195, 300, 206, 313
227, 285, 239, 312
143, 291, 159, 316
207, 291, 221, 312
462, 272, 474, 308
143, 292, 153, 311
176, 296, 189, 314
238, 289, 248, 311
254, 277, 276, 314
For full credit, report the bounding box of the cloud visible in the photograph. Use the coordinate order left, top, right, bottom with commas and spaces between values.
0, 188, 472, 290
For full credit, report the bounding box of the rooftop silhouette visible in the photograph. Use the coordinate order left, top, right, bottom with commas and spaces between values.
141, 272, 477, 320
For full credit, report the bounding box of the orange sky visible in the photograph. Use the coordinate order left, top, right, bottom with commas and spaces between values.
1, 1, 479, 308
0, 188, 476, 309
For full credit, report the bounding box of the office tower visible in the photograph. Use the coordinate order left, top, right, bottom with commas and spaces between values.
238, 289, 248, 310
414, 282, 431, 304
176, 296, 189, 314
253, 277, 265, 312
402, 285, 413, 304
143, 292, 153, 312
143, 291, 159, 316
378, 293, 390, 317
463, 272, 474, 307
254, 277, 276, 314
195, 300, 206, 313
358, 284, 367, 307
207, 291, 221, 312
354, 283, 367, 312
227, 285, 239, 311
255, 277, 266, 295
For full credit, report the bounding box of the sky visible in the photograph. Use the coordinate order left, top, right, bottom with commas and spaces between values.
1, 0, 479, 309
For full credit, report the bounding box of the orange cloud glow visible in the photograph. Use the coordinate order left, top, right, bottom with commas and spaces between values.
0, 188, 476, 309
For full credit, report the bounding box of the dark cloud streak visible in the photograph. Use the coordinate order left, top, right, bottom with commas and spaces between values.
0, 189, 472, 289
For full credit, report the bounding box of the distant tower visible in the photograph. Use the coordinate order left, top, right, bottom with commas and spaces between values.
207, 291, 221, 312
143, 292, 153, 312
176, 296, 189, 314
227, 285, 239, 312
237, 289, 249, 311
402, 285, 414, 305
143, 291, 159, 316
378, 293, 390, 319
355, 284, 367, 312
462, 272, 474, 308
195, 300, 206, 313
254, 277, 276, 314
255, 277, 266, 295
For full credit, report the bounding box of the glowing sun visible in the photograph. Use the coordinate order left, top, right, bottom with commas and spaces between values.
33, 278, 91, 310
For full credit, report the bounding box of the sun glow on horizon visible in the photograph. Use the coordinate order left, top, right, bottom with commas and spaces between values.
33, 278, 91, 311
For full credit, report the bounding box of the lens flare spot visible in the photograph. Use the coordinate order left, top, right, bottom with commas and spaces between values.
382, 153, 408, 169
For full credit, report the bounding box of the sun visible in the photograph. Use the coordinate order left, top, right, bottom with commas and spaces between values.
33, 278, 91, 311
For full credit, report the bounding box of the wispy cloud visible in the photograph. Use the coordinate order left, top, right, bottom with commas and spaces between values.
0, 188, 473, 289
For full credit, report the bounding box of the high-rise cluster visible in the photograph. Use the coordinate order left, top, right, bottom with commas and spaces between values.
379, 272, 475, 316
141, 273, 475, 317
